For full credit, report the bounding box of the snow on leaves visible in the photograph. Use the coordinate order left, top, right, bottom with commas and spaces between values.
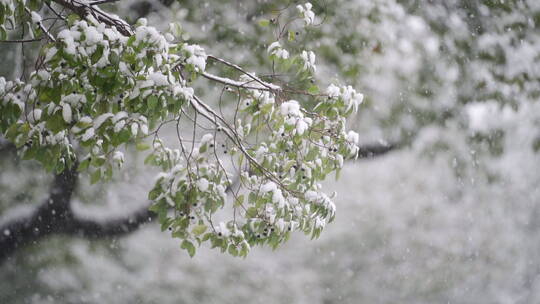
0, 2, 363, 258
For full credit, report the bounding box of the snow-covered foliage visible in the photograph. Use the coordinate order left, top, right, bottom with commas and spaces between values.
0, 2, 361, 257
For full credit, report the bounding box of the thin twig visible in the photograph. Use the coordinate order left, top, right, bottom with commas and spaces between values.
0, 38, 43, 43
24, 7, 56, 42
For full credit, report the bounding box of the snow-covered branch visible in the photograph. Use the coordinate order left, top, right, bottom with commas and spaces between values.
51, 0, 133, 36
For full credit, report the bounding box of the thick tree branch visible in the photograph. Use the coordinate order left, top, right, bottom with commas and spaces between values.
66, 207, 155, 239
0, 164, 78, 263
0, 164, 155, 264
357, 143, 397, 159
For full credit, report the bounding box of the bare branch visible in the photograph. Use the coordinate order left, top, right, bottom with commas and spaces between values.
0, 38, 43, 43
88, 0, 120, 6
207, 55, 281, 92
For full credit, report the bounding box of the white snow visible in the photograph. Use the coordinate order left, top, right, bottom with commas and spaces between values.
280, 100, 301, 116
196, 178, 209, 191
346, 131, 359, 144
84, 26, 103, 45
183, 44, 207, 71
149, 72, 169, 86
300, 50, 316, 72
113, 151, 124, 164
81, 127, 95, 141
30, 11, 42, 24
261, 181, 277, 193
93, 113, 113, 130
62, 103, 72, 123
297, 3, 315, 26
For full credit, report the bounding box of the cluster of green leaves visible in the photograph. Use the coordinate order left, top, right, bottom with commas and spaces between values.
0, 1, 364, 257
0, 14, 203, 178
144, 6, 364, 256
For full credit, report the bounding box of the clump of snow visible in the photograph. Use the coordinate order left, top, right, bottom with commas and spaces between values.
300, 50, 316, 72
267, 41, 289, 59
30, 11, 42, 24
149, 72, 169, 86
196, 178, 209, 191
81, 127, 95, 141
465, 101, 501, 133
297, 3, 315, 26
346, 131, 359, 145
93, 113, 113, 130
183, 44, 207, 72
280, 100, 301, 116
113, 151, 124, 167
62, 103, 72, 123
84, 26, 103, 45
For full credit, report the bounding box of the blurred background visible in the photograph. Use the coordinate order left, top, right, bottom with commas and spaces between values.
2, 0, 540, 303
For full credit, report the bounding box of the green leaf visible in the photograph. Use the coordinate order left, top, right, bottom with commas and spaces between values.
117, 129, 131, 145
90, 169, 101, 184
192, 224, 207, 236
246, 207, 258, 218
307, 85, 320, 94
147, 95, 158, 109
28, 0, 42, 11
0, 26, 6, 41
181, 240, 196, 257
198, 143, 207, 154
90, 156, 106, 167
67, 13, 79, 26
288, 30, 296, 41
228, 244, 238, 256
91, 45, 104, 64
335, 168, 341, 180
136, 142, 150, 151
0, 6, 5, 25
46, 112, 66, 133
187, 187, 197, 205
144, 154, 157, 165
234, 194, 245, 207
258, 19, 270, 27
104, 164, 113, 180
148, 188, 161, 200
78, 158, 91, 172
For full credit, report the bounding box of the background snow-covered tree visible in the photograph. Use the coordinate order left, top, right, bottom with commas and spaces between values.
2, 0, 540, 303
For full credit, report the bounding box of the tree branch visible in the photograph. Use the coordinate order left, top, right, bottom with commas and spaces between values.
51, 0, 133, 36
88, 0, 120, 6
66, 207, 155, 239
207, 55, 281, 92
0, 164, 78, 263
0, 164, 155, 264
24, 7, 56, 42
0, 38, 43, 43
357, 143, 397, 159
